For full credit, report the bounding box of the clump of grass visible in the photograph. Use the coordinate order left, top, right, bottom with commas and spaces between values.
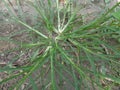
0, 0, 120, 90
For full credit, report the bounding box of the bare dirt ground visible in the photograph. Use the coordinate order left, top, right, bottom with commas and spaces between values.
0, 0, 120, 90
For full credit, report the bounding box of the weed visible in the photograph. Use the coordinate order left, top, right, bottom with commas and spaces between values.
0, 0, 120, 90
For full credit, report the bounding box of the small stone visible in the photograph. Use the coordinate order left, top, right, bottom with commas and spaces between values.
1, 53, 5, 56
0, 78, 3, 82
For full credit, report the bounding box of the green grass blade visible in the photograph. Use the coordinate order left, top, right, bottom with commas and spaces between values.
50, 47, 56, 90
56, 44, 85, 78
13, 19, 48, 39
29, 76, 38, 90
12, 46, 50, 90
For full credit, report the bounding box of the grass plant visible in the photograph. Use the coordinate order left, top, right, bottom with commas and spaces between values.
0, 0, 120, 90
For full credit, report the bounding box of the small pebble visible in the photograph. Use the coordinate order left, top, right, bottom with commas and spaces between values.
1, 53, 5, 57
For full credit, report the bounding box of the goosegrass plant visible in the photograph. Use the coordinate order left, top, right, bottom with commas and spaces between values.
0, 0, 120, 90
